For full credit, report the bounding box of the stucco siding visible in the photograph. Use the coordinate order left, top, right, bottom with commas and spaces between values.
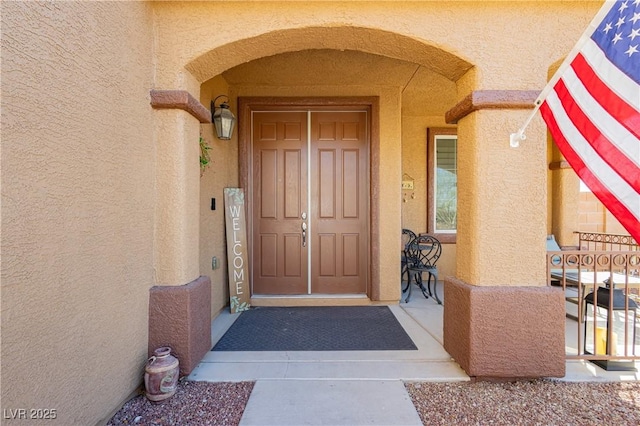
199, 78, 235, 316
1, 2, 155, 424
152, 1, 600, 88
456, 110, 548, 286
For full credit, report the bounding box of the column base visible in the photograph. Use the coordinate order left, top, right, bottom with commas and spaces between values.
443, 277, 565, 379
149, 276, 212, 376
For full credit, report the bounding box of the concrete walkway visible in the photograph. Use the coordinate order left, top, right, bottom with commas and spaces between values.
240, 380, 422, 425
188, 283, 640, 425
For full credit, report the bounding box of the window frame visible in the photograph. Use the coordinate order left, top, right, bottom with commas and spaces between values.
427, 127, 457, 244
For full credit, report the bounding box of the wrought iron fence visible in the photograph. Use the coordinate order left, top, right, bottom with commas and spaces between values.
576, 231, 638, 252
547, 249, 640, 366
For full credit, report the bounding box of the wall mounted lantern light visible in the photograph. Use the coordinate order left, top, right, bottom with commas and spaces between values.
211, 95, 236, 140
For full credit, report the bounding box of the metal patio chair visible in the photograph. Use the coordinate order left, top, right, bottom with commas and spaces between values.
401, 228, 417, 302
405, 234, 442, 304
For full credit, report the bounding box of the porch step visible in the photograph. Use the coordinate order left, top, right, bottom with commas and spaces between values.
188, 359, 469, 382
194, 293, 470, 384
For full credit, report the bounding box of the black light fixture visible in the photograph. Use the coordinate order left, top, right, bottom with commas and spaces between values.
211, 95, 236, 140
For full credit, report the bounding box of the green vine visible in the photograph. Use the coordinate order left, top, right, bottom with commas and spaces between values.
200, 137, 211, 176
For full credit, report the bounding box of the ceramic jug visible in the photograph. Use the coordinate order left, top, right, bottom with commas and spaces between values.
144, 347, 179, 402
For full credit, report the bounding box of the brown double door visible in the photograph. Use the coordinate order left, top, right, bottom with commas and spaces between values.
252, 110, 369, 295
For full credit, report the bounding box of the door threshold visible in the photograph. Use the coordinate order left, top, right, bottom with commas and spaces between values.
250, 294, 371, 307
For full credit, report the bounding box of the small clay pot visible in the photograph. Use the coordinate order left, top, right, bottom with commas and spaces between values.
144, 347, 179, 403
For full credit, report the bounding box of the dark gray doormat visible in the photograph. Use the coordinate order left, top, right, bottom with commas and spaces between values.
212, 306, 417, 351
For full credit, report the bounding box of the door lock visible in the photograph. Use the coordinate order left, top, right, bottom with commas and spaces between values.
301, 222, 307, 247
301, 212, 307, 247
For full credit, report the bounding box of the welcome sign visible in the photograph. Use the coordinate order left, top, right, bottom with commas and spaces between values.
223, 188, 251, 314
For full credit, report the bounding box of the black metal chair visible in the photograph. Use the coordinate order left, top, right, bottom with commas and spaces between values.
401, 229, 417, 302
405, 234, 442, 304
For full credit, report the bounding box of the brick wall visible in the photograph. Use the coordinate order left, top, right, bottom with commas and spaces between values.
578, 191, 626, 235
578, 192, 605, 233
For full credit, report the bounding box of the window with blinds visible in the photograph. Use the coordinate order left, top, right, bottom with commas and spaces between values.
434, 135, 457, 233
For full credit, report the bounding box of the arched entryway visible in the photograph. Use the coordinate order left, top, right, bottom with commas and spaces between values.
190, 26, 472, 306
150, 4, 570, 379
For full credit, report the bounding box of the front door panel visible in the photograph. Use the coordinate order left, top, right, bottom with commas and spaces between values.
251, 109, 369, 295
252, 112, 308, 294
311, 111, 368, 294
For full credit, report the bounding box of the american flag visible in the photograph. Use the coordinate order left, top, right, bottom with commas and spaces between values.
538, 0, 640, 242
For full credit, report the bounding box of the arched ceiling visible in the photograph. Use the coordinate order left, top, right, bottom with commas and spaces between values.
223, 49, 419, 87
221, 49, 458, 116
185, 26, 473, 84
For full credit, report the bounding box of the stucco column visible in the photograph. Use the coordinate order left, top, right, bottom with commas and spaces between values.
154, 108, 201, 285
456, 110, 547, 286
377, 88, 403, 302
457, 110, 547, 286
443, 100, 565, 379
149, 96, 211, 376
550, 146, 580, 248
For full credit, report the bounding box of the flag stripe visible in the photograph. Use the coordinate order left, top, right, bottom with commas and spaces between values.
540, 101, 640, 240
581, 39, 640, 125
571, 55, 640, 139
581, 38, 640, 112
554, 76, 640, 191
561, 64, 640, 164
542, 89, 640, 221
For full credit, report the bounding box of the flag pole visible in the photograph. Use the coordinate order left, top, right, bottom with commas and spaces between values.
509, 99, 543, 148
510, 0, 617, 148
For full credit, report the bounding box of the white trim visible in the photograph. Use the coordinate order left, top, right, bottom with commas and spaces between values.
307, 110, 312, 295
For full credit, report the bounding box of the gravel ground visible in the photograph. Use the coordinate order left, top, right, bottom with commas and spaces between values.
406, 380, 640, 426
107, 380, 254, 426
108, 379, 640, 426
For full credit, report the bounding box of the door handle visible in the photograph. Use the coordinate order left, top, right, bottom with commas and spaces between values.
302, 222, 307, 247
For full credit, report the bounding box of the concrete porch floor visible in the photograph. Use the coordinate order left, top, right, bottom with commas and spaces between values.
189, 282, 640, 383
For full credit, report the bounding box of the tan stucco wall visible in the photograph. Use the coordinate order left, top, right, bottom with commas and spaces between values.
154, 108, 201, 285
153, 1, 600, 89
199, 77, 237, 316
2, 2, 154, 424
551, 165, 581, 247
401, 67, 458, 280
456, 110, 548, 286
